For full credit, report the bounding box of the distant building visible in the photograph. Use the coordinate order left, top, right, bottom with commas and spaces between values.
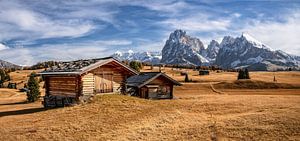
199, 70, 209, 75
126, 72, 181, 99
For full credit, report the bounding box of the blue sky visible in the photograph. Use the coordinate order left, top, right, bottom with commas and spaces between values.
0, 0, 299, 65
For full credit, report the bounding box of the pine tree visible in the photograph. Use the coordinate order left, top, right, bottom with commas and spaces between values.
184, 73, 189, 82
26, 72, 40, 102
129, 61, 142, 72
244, 68, 250, 79
237, 69, 244, 80
0, 69, 10, 87
237, 69, 250, 80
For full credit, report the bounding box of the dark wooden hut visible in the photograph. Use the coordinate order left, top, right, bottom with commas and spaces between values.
126, 72, 181, 99
199, 70, 209, 75
39, 57, 138, 107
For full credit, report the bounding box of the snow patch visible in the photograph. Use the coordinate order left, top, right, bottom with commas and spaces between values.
242, 33, 271, 50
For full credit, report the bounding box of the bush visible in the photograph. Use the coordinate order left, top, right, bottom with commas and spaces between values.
237, 69, 250, 80
26, 72, 40, 102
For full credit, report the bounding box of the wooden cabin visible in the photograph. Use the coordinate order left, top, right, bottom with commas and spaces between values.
39, 57, 138, 107
199, 70, 209, 75
126, 72, 181, 99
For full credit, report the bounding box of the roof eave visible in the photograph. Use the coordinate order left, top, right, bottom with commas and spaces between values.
38, 72, 80, 75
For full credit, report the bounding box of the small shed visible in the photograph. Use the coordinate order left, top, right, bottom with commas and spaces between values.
39, 57, 138, 107
126, 72, 181, 99
199, 70, 209, 75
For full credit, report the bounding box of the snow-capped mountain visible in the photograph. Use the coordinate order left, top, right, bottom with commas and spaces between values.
111, 30, 299, 71
161, 29, 209, 65
0, 59, 21, 69
206, 40, 220, 62
216, 33, 300, 70
112, 50, 161, 64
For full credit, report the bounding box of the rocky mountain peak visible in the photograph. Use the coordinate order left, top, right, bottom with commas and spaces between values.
240, 33, 270, 50
161, 30, 208, 66
220, 36, 235, 47
206, 40, 220, 61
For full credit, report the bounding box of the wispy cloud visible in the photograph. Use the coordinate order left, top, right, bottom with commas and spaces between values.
0, 1, 97, 41
161, 16, 231, 32
240, 11, 300, 55
0, 43, 9, 51
0, 0, 299, 65
0, 39, 132, 65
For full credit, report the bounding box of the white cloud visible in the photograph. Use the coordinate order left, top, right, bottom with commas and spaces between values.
0, 39, 132, 65
160, 13, 231, 32
95, 40, 132, 46
0, 1, 95, 41
133, 1, 189, 15
240, 12, 300, 55
0, 43, 9, 51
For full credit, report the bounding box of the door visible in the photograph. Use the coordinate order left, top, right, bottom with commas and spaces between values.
94, 72, 113, 93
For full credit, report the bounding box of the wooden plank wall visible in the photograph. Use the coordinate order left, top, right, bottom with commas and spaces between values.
47, 76, 77, 97
90, 64, 129, 93
82, 73, 94, 96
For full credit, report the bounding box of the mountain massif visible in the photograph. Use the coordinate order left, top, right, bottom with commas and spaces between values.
0, 59, 21, 69
112, 50, 161, 64
114, 30, 300, 71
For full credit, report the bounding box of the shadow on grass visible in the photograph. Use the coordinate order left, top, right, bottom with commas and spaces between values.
0, 101, 28, 106
0, 107, 47, 117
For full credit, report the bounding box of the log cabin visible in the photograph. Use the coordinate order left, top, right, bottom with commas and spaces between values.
39, 57, 138, 107
126, 72, 181, 99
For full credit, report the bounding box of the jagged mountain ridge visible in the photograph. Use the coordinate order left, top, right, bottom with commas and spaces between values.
113, 30, 299, 70
216, 33, 300, 70
161, 30, 209, 66
112, 50, 162, 64
0, 59, 21, 69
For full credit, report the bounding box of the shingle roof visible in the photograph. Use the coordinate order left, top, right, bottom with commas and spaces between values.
126, 72, 181, 88
39, 57, 138, 75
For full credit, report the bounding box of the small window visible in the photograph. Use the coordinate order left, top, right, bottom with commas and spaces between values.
158, 85, 170, 95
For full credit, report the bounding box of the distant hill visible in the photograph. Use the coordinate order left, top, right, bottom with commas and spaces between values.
0, 59, 21, 69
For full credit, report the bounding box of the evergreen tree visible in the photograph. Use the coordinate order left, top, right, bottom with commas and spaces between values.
0, 69, 10, 87
237, 69, 244, 80
237, 69, 250, 80
244, 68, 250, 79
129, 61, 142, 72
26, 72, 40, 102
184, 73, 189, 82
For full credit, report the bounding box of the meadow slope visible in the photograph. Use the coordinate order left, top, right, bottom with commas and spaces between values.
0, 68, 299, 140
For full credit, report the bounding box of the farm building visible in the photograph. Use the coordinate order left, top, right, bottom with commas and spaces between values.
126, 72, 181, 99
39, 57, 138, 107
199, 70, 209, 75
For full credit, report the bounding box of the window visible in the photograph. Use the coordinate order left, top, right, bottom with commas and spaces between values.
158, 85, 170, 95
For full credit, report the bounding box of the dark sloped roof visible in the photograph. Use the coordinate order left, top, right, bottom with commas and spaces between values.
126, 72, 181, 88
39, 57, 138, 75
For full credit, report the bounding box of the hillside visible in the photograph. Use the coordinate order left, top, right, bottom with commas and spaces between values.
0, 93, 299, 140
0, 59, 21, 69
0, 68, 299, 140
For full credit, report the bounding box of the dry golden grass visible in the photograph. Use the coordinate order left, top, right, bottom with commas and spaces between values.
0, 94, 299, 141
143, 66, 300, 85
5, 69, 44, 89
0, 68, 299, 140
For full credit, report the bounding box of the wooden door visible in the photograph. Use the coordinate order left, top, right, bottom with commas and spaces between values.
94, 73, 113, 93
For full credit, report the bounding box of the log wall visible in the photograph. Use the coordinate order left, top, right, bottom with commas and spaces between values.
82, 73, 94, 96
46, 76, 78, 97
